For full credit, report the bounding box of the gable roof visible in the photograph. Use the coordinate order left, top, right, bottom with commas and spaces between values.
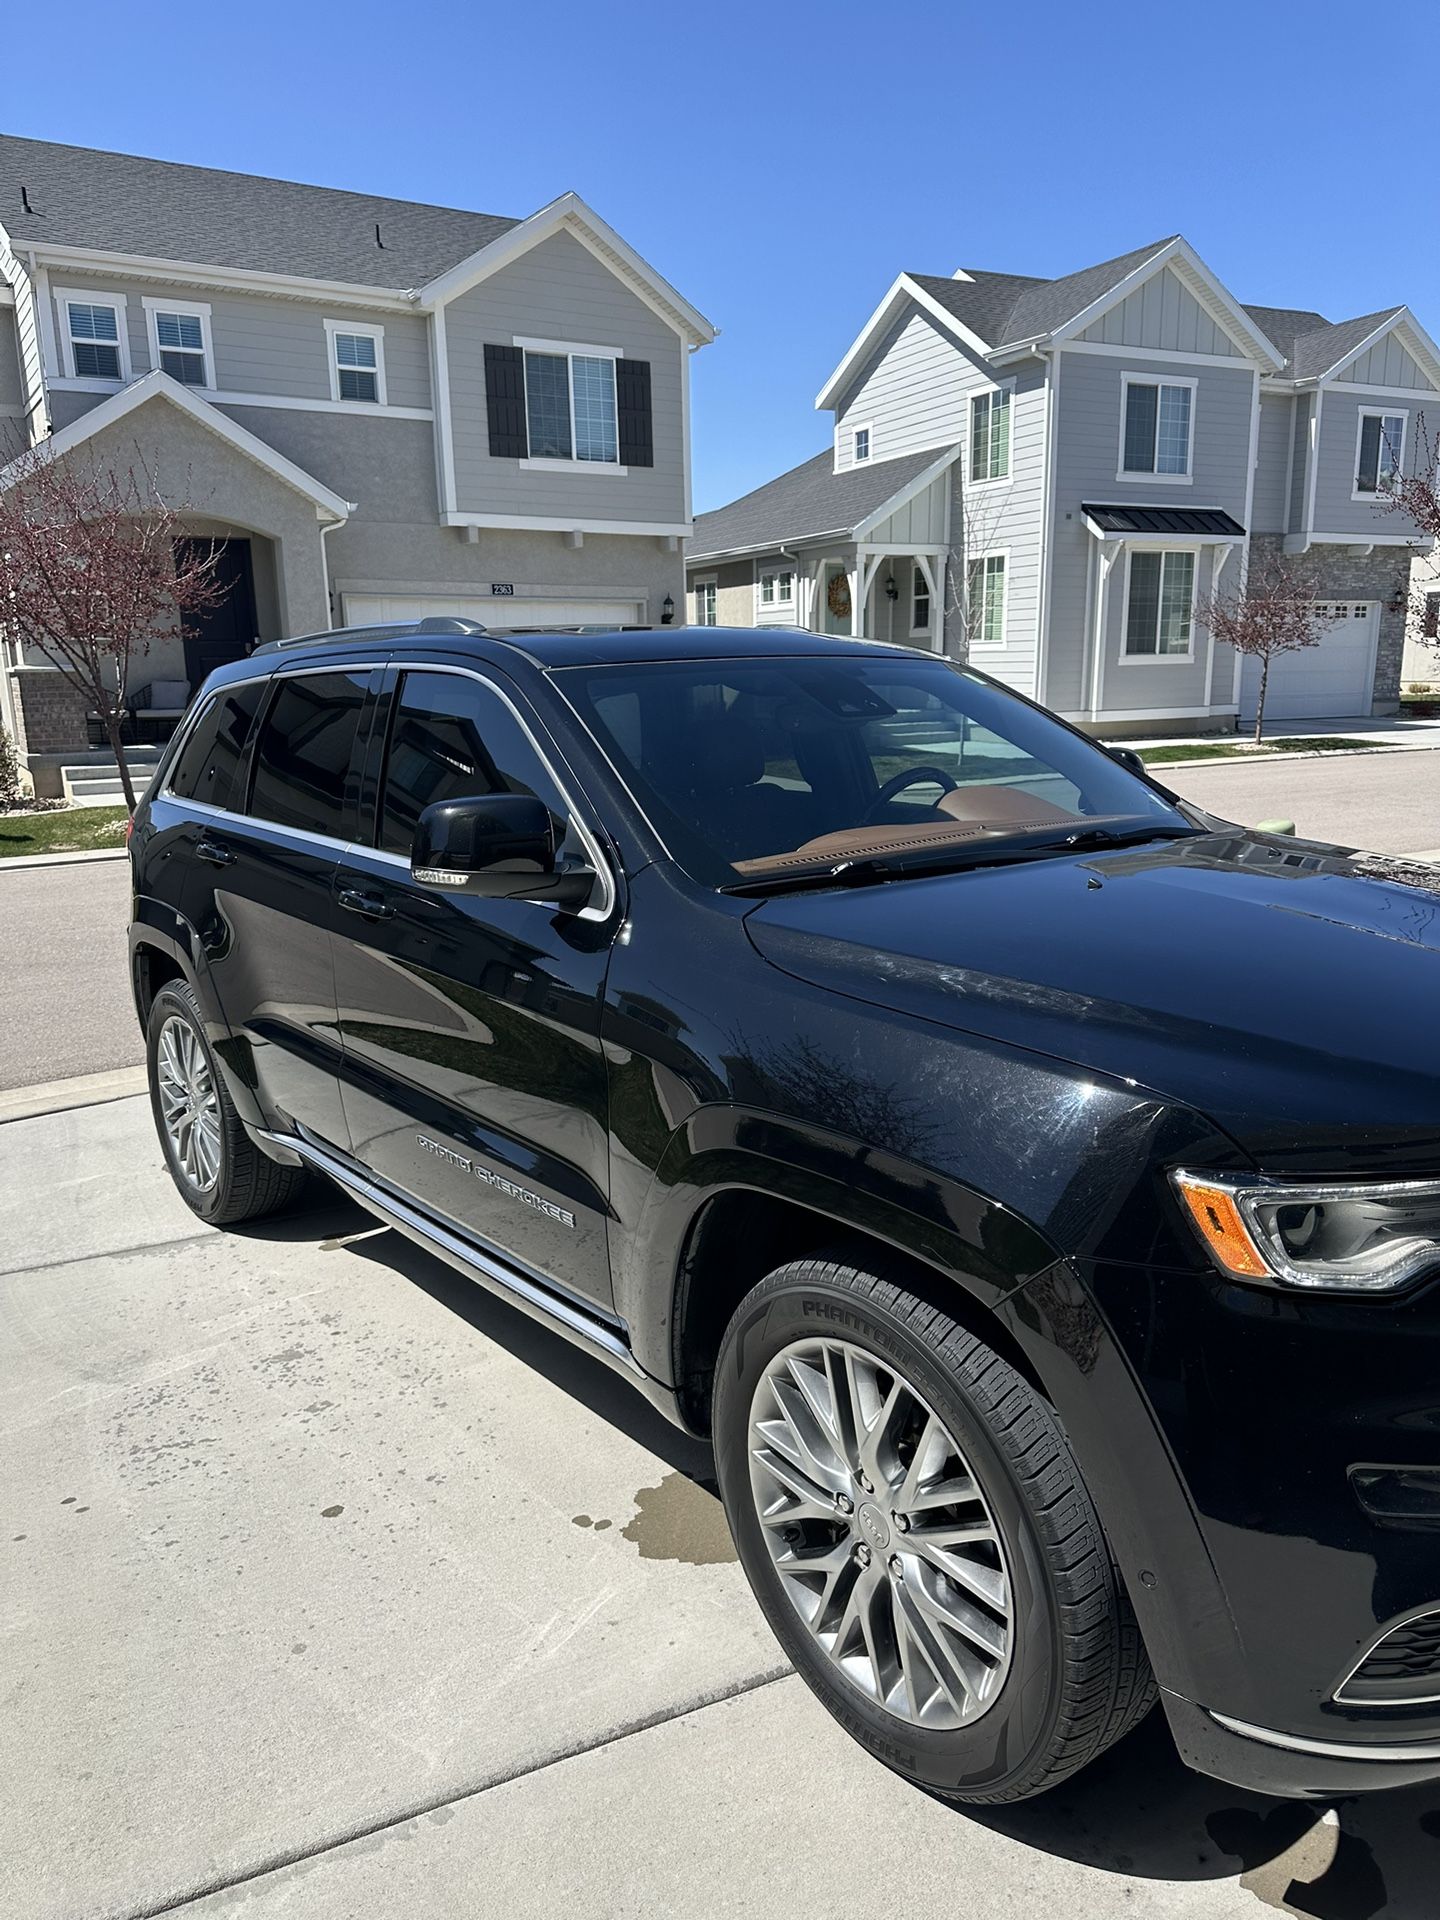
0, 369, 354, 519
1244, 302, 1410, 382
0, 133, 519, 288
818, 236, 1283, 409
689, 444, 955, 560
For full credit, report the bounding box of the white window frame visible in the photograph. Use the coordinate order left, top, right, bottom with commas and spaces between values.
54, 287, 131, 384
514, 336, 626, 473
755, 563, 797, 620
966, 549, 1009, 651
1352, 406, 1408, 501
142, 297, 215, 391
1119, 546, 1198, 664
324, 318, 387, 407
1117, 372, 1197, 484
852, 423, 872, 464
969, 383, 1014, 488
694, 578, 717, 626
909, 563, 932, 640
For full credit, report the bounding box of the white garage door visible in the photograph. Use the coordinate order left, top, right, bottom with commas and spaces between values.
341, 592, 643, 630
1239, 600, 1378, 723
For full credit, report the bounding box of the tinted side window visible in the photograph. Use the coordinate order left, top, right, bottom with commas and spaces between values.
249, 671, 369, 839
168, 682, 265, 811
378, 671, 569, 855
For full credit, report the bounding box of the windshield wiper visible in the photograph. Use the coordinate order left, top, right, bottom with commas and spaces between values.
723, 822, 1205, 898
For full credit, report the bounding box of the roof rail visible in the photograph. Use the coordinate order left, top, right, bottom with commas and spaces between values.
252, 616, 490, 655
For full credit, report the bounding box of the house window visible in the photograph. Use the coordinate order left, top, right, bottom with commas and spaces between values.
1121, 376, 1195, 478
1355, 409, 1406, 497
523, 350, 619, 464
1423, 592, 1439, 640
325, 321, 386, 405
757, 567, 795, 615
970, 388, 1011, 482
695, 580, 717, 626
62, 296, 126, 380
144, 300, 212, 387
911, 566, 931, 637
853, 427, 871, 463
1124, 550, 1195, 656
967, 553, 1007, 649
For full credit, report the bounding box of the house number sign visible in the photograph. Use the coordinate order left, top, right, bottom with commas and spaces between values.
490, 583, 515, 596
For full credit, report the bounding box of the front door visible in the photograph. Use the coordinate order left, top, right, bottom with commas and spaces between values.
331, 664, 618, 1310
178, 538, 259, 688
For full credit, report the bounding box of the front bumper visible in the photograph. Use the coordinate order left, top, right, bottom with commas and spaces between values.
1164, 1691, 1440, 1797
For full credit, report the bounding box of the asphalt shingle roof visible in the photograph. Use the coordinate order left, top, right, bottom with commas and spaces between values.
0, 134, 520, 288
690, 445, 952, 559
908, 238, 1178, 350
1243, 302, 1403, 380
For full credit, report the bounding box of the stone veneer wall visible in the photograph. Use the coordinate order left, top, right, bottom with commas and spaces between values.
1249, 533, 1414, 714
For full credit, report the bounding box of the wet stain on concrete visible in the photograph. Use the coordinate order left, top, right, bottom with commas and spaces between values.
320, 1505, 344, 1519
621, 1473, 737, 1566
1206, 1806, 1388, 1918
572, 1514, 613, 1532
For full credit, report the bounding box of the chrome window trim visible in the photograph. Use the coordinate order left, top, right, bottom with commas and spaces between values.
161, 658, 617, 923
1210, 1711, 1440, 1762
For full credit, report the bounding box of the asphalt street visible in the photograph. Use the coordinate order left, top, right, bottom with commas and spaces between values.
1162, 747, 1440, 853
0, 858, 135, 1091
6, 1094, 1440, 1919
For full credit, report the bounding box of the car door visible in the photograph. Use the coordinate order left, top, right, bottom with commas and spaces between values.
183, 664, 376, 1150
331, 662, 619, 1311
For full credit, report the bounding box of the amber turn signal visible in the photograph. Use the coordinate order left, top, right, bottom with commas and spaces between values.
1172, 1174, 1272, 1280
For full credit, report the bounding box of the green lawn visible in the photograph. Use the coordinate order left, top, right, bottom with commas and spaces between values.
1138, 736, 1378, 766
0, 805, 130, 858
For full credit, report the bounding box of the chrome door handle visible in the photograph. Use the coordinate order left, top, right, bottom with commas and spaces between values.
195, 836, 235, 866
337, 887, 395, 920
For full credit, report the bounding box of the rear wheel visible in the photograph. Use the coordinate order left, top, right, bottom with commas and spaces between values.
713, 1255, 1155, 1803
146, 981, 307, 1226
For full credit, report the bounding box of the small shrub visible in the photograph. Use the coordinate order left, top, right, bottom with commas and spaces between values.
0, 725, 28, 810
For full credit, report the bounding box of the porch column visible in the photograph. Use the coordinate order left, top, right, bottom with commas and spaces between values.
1087, 544, 1122, 717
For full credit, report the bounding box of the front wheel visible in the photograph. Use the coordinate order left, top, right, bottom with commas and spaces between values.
146, 980, 307, 1226
713, 1256, 1155, 1803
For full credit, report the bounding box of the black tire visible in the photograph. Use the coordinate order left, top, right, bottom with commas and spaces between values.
713, 1255, 1155, 1804
146, 980, 307, 1227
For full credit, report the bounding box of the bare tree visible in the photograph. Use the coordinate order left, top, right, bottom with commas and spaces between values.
0, 439, 224, 810
1196, 558, 1328, 744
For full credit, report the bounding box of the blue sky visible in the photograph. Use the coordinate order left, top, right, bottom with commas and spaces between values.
9, 0, 1435, 513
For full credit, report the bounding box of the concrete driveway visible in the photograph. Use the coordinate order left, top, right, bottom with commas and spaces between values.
5, 1095, 1440, 1919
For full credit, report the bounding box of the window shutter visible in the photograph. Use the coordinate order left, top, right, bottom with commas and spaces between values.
484, 345, 528, 459
616, 359, 653, 467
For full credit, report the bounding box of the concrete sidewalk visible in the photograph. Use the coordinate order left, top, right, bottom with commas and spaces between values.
5, 1097, 1440, 1919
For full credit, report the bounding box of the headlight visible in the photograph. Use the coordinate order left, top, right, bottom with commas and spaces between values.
1172, 1170, 1440, 1293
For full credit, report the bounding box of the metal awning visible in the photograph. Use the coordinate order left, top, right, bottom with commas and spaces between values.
1082, 503, 1246, 539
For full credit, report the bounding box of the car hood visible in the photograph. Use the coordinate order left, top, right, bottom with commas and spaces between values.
745, 830, 1440, 1173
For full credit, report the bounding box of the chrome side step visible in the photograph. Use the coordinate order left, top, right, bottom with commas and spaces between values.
264, 1129, 648, 1387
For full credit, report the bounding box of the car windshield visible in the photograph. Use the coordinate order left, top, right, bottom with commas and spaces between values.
557, 654, 1193, 890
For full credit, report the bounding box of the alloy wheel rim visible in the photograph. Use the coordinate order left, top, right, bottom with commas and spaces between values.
747, 1335, 1012, 1729
156, 1015, 223, 1193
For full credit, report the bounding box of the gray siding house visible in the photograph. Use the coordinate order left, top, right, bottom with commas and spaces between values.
688, 237, 1438, 732
0, 136, 713, 773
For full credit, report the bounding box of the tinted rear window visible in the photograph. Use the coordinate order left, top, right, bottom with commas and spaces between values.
168, 682, 265, 812
248, 671, 369, 839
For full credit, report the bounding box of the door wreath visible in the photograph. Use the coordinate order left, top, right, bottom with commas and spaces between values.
827, 573, 852, 620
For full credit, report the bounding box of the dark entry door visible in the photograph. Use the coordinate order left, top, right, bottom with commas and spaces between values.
178, 539, 258, 687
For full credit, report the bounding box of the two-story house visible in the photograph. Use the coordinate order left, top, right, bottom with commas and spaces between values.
686, 236, 1437, 734
0, 135, 713, 780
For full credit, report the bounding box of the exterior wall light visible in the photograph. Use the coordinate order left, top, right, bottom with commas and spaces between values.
661, 593, 675, 625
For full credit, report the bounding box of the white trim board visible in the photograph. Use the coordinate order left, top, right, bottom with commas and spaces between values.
0, 368, 355, 518
45, 374, 432, 421
441, 510, 691, 537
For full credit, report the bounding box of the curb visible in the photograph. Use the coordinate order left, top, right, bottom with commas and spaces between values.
0, 846, 129, 871
1145, 743, 1440, 773
0, 1065, 147, 1125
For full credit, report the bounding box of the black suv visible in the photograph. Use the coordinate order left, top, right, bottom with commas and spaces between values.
129, 620, 1440, 1806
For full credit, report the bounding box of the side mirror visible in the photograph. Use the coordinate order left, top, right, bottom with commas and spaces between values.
1108, 746, 1147, 777
411, 795, 595, 908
